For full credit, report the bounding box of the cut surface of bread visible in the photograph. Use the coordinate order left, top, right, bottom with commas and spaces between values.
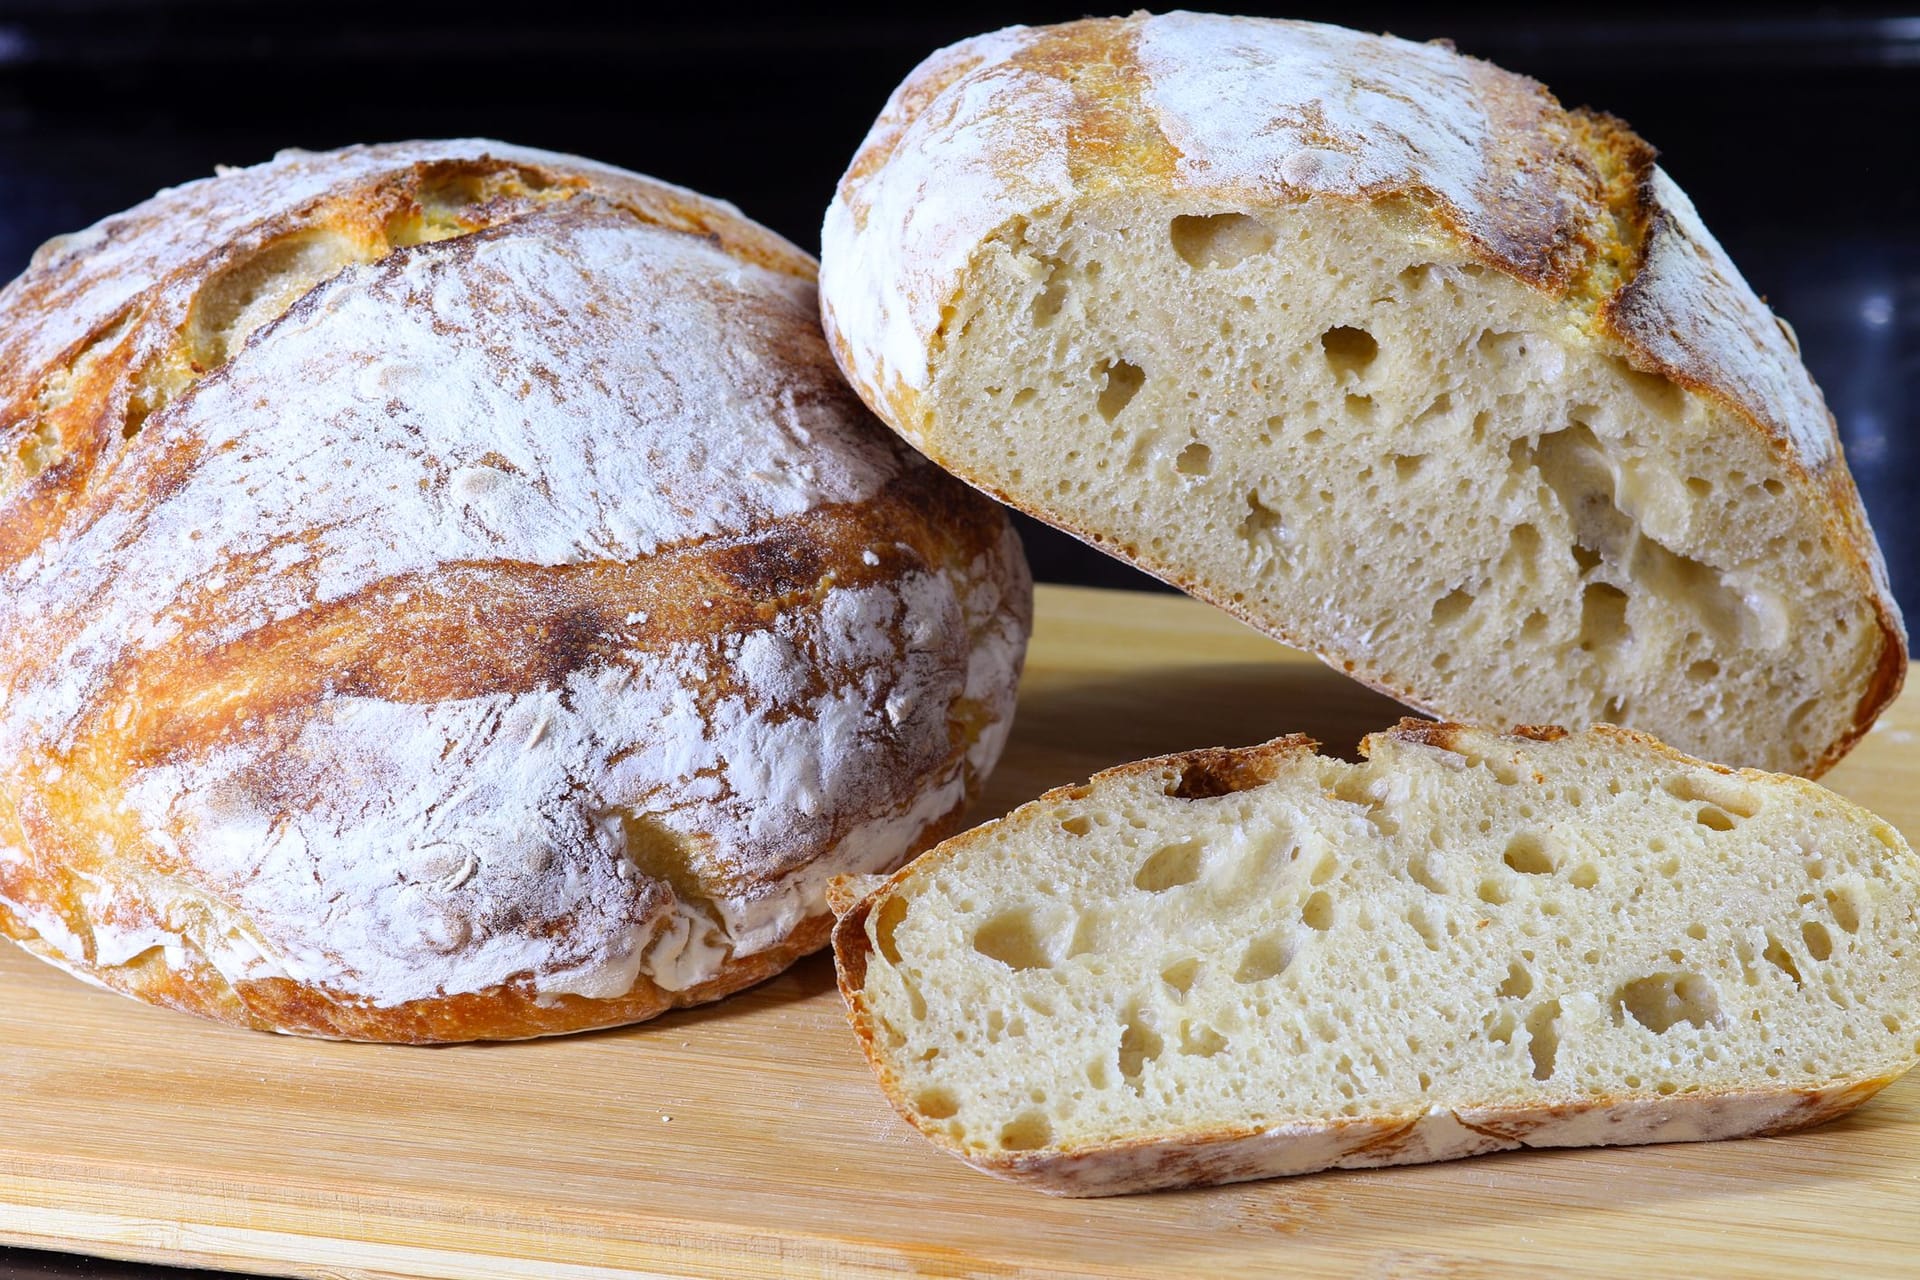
820, 13, 1906, 777
833, 722, 1920, 1195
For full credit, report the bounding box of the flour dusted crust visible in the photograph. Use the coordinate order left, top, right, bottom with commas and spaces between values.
833, 723, 1920, 1195
820, 13, 1905, 778
0, 140, 1031, 1042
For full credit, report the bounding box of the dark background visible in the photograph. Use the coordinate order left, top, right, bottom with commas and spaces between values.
0, 3, 1914, 1275
0, 2, 1915, 613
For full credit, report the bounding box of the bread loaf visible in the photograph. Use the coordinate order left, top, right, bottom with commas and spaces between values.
833, 722, 1920, 1195
819, 13, 1905, 777
0, 140, 1031, 1042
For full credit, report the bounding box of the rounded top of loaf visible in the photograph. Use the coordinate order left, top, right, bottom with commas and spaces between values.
0, 140, 1031, 1040
820, 12, 1892, 589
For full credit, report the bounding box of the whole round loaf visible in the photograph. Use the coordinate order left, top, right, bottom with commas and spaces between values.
0, 140, 1032, 1042
820, 13, 1904, 778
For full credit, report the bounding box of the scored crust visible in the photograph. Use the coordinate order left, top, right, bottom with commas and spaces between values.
0, 141, 1032, 1042
819, 14, 1905, 778
832, 720, 1920, 1195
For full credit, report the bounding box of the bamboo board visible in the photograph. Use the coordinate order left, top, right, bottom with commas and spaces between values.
3, 583, 1917, 1279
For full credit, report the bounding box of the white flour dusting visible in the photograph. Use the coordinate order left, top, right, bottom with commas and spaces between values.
0, 145, 1031, 1021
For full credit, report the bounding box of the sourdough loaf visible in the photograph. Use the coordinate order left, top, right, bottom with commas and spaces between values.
0, 140, 1031, 1042
834, 722, 1920, 1195
819, 13, 1905, 777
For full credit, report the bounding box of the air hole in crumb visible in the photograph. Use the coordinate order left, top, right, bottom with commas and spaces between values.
1695, 805, 1737, 832
874, 896, 908, 966
1345, 393, 1375, 418
1802, 920, 1834, 962
1060, 814, 1092, 837
1763, 477, 1785, 496
1235, 934, 1294, 982
1614, 972, 1721, 1033
1302, 890, 1334, 931
1175, 441, 1213, 476
1031, 257, 1070, 325
1569, 864, 1599, 890
1826, 886, 1863, 934
1503, 832, 1556, 875
1169, 211, 1275, 268
1179, 1022, 1229, 1057
1321, 325, 1379, 375
1478, 877, 1511, 906
915, 1087, 959, 1120
1498, 961, 1534, 999
972, 909, 1055, 970
1431, 587, 1474, 627
1577, 583, 1630, 653
1162, 957, 1202, 994
1762, 934, 1803, 987
1237, 490, 1283, 545
1520, 610, 1548, 641
1096, 359, 1144, 421
1118, 1006, 1165, 1089
1135, 840, 1205, 892
1393, 453, 1425, 481
1526, 1000, 1562, 1078
1686, 923, 1708, 940
999, 1112, 1053, 1151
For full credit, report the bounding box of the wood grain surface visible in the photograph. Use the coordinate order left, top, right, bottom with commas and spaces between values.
2, 583, 1916, 1279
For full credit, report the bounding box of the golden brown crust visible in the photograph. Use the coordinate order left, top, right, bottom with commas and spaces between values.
0, 141, 1032, 1042
959, 1075, 1894, 1197
21, 787, 974, 1043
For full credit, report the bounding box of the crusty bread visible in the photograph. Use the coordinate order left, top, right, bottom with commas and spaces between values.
832, 721, 1920, 1195
0, 140, 1032, 1042
819, 13, 1905, 778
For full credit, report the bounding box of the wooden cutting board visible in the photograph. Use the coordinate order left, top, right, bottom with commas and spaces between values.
4, 583, 1917, 1280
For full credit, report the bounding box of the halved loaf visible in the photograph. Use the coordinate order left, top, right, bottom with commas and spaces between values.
832, 721, 1920, 1195
820, 13, 1906, 777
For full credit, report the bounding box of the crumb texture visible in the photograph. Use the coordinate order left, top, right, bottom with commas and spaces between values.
820, 13, 1904, 778
0, 141, 1031, 1041
843, 724, 1920, 1194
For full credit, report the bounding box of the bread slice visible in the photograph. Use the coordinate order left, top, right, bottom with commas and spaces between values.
819, 13, 1906, 777
832, 721, 1920, 1195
